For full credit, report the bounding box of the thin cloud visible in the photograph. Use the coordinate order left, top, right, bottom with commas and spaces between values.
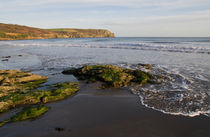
1, 0, 210, 9
0, 0, 210, 37
101, 10, 210, 36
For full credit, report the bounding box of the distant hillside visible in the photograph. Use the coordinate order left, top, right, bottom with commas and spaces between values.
0, 23, 114, 40
48, 28, 114, 38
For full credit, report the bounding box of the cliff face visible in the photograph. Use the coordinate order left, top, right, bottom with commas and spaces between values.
49, 29, 115, 38
0, 23, 114, 40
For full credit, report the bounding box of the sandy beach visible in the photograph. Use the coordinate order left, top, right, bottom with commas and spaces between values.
0, 37, 210, 137
0, 80, 209, 137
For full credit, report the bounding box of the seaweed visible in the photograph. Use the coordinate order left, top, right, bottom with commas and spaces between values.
63, 65, 153, 88
0, 106, 49, 127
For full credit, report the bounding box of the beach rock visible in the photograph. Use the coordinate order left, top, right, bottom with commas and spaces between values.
0, 70, 79, 113
0, 106, 49, 127
137, 63, 152, 70
1, 56, 11, 58
1, 59, 9, 61
55, 127, 65, 131
63, 64, 153, 88
0, 70, 48, 97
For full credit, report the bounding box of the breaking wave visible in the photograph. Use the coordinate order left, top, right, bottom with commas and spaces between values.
1, 38, 209, 117
1, 39, 210, 54
128, 64, 210, 117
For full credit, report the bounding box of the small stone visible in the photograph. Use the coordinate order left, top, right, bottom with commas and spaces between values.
55, 127, 65, 131
1, 59, 9, 61
1, 56, 11, 58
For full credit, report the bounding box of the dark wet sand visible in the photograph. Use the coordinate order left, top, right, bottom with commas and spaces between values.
0, 82, 209, 137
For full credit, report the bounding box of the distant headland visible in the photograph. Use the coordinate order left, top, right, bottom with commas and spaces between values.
0, 23, 115, 40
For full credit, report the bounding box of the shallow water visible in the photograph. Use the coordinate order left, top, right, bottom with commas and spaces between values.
0, 37, 209, 117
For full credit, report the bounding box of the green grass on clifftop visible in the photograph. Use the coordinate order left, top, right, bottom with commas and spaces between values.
0, 23, 114, 40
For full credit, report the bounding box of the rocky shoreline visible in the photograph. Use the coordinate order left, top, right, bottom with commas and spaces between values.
0, 64, 154, 127
0, 70, 79, 127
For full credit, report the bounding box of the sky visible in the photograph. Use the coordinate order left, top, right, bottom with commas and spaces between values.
0, 0, 210, 37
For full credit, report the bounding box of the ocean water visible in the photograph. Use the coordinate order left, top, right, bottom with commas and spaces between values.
0, 37, 209, 117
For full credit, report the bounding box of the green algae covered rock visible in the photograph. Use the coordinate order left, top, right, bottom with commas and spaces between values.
0, 70, 48, 98
62, 65, 152, 88
11, 106, 49, 122
0, 82, 79, 113
0, 70, 80, 127
0, 70, 79, 113
0, 106, 49, 127
32, 82, 79, 103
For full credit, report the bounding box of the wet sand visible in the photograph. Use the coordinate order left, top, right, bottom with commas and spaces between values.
0, 82, 209, 137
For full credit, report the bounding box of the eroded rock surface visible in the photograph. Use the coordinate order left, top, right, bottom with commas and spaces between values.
0, 70, 79, 126
62, 65, 153, 88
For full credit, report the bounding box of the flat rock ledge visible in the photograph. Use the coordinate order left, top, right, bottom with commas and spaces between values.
0, 70, 79, 127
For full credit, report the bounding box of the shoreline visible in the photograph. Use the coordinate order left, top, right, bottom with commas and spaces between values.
0, 37, 210, 136
139, 96, 210, 118
0, 37, 115, 41
0, 80, 209, 137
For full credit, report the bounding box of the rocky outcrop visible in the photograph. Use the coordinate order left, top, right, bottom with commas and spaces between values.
62, 65, 153, 88
0, 69, 79, 127
0, 70, 79, 113
0, 105, 49, 127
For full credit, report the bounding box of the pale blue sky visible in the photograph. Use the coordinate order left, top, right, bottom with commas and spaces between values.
0, 0, 210, 37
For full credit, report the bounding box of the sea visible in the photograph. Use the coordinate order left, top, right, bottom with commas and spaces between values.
0, 37, 209, 117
